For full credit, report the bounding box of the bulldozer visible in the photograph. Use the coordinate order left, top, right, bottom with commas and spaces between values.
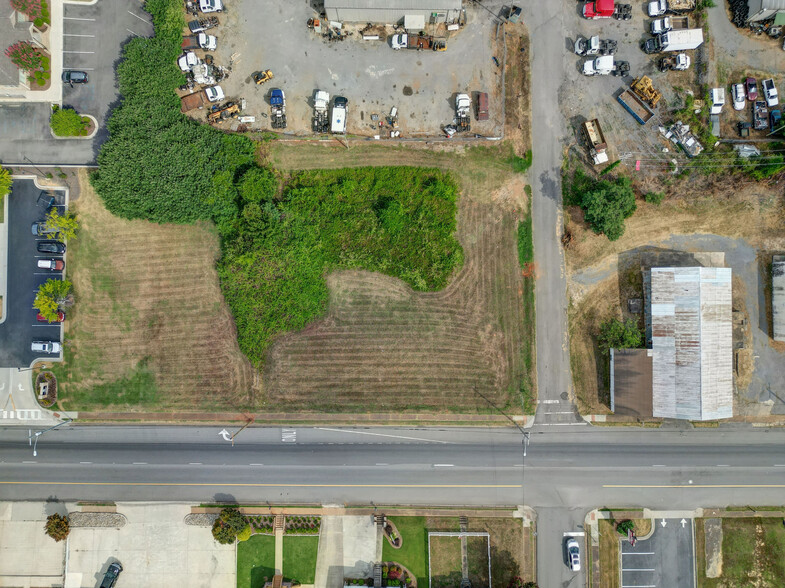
252, 69, 274, 85
207, 101, 240, 124
631, 75, 662, 108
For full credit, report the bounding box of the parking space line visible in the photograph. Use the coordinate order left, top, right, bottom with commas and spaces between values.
63, 67, 94, 71
126, 29, 140, 37
63, 16, 96, 21
63, 33, 96, 37
127, 10, 149, 23
63, 51, 95, 54
622, 552, 655, 555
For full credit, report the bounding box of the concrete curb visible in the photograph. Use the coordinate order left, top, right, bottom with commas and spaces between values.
49, 113, 99, 140
0, 190, 8, 324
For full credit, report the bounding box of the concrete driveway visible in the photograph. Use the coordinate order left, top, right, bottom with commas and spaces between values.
0, 178, 64, 368
65, 503, 235, 588
620, 518, 695, 588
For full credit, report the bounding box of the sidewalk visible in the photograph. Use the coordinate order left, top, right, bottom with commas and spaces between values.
0, 367, 75, 425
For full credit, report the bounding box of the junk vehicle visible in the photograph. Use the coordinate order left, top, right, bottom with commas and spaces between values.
178, 51, 200, 72
312, 90, 330, 133
582, 0, 632, 19
455, 93, 471, 132
188, 17, 218, 33
207, 101, 239, 124
658, 53, 690, 71
582, 119, 609, 165
191, 63, 216, 85
710, 87, 725, 115
199, 0, 222, 13
631, 76, 662, 108
252, 70, 274, 85
642, 28, 703, 53
650, 15, 689, 34
763, 78, 779, 107
771, 109, 782, 132
331, 96, 347, 134
269, 88, 286, 129
753, 100, 769, 130
182, 33, 217, 51
476, 92, 489, 121
617, 88, 655, 124
574, 35, 617, 55
391, 33, 435, 50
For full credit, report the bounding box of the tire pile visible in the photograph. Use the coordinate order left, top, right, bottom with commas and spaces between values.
728, 0, 749, 27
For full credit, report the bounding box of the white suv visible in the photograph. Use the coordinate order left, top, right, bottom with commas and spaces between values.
31, 341, 61, 354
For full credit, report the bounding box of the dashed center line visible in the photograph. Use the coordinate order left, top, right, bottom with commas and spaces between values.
434, 464, 454, 467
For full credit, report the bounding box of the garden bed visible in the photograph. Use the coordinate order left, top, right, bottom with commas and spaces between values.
384, 518, 402, 548
284, 514, 321, 535
381, 562, 416, 588
35, 371, 57, 408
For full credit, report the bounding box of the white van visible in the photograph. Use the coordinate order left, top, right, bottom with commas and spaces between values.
31, 341, 61, 354
331, 96, 347, 134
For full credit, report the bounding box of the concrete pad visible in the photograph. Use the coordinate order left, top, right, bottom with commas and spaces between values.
315, 516, 379, 588
64, 503, 235, 588
704, 518, 723, 578
0, 502, 66, 588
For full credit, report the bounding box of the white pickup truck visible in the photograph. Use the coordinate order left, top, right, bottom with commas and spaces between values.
763, 78, 779, 107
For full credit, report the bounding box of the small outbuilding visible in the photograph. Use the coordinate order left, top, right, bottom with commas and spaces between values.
773, 255, 785, 342
747, 0, 785, 22
324, 0, 463, 25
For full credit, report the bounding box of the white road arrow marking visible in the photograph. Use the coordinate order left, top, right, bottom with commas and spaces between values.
219, 429, 231, 442
660, 519, 667, 527
681, 519, 687, 528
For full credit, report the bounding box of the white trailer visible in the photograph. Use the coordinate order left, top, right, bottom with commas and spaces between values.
658, 28, 703, 51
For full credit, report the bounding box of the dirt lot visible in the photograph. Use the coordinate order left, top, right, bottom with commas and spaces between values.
265, 142, 530, 412
194, 0, 507, 137
49, 171, 254, 411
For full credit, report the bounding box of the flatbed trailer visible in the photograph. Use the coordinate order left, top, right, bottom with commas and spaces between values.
617, 89, 655, 124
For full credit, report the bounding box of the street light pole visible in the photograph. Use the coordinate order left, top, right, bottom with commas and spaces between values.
32, 418, 72, 457
23, 155, 47, 178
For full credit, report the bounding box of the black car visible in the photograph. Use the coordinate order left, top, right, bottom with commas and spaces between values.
100, 562, 123, 588
62, 70, 88, 85
37, 192, 55, 210
31, 221, 57, 236
37, 241, 65, 254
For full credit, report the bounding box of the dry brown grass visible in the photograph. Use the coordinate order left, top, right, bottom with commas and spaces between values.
469, 518, 524, 588
55, 171, 254, 411
429, 536, 463, 588
265, 143, 530, 412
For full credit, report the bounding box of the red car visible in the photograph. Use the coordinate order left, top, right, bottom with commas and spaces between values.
37, 311, 65, 323
746, 77, 758, 102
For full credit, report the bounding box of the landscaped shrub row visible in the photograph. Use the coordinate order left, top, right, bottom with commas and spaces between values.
344, 578, 373, 586
285, 515, 321, 534
382, 564, 412, 586
248, 515, 275, 534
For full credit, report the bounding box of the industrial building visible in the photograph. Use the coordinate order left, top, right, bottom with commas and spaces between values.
323, 0, 463, 25
747, 0, 785, 22
610, 266, 734, 421
774, 256, 785, 342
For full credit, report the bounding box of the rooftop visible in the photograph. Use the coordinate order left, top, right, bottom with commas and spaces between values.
773, 256, 785, 342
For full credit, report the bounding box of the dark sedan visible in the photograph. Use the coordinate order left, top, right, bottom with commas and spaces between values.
62, 70, 89, 85
37, 241, 65, 254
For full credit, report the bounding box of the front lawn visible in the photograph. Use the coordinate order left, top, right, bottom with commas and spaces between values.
283, 535, 319, 584
237, 534, 276, 588
383, 517, 428, 586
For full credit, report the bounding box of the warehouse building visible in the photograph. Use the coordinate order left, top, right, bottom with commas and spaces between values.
774, 256, 785, 342
747, 0, 785, 22
610, 266, 734, 421
324, 0, 463, 25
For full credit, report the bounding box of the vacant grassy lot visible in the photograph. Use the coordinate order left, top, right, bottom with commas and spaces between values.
282, 535, 319, 584
467, 536, 490, 588
697, 518, 785, 588
50, 171, 254, 411
384, 517, 429, 587
429, 536, 462, 588
237, 534, 276, 588
266, 142, 532, 413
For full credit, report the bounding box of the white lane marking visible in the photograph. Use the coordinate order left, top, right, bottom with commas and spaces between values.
126, 28, 139, 37
63, 33, 95, 37
63, 51, 95, 54
63, 67, 94, 71
537, 422, 588, 426
434, 464, 454, 467
541, 399, 560, 404
775, 464, 785, 467
23, 461, 37, 464
544, 411, 575, 414
127, 10, 149, 23
652, 464, 666, 467
281, 429, 297, 443
79, 461, 92, 464
189, 462, 202, 465
375, 463, 389, 466
132, 462, 147, 465
622, 568, 655, 571
64, 16, 96, 21
317, 427, 455, 444
249, 463, 264, 466
622, 552, 655, 555
622, 585, 656, 588
717, 464, 730, 467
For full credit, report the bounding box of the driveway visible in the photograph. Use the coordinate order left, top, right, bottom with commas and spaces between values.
65, 503, 235, 588
0, 178, 64, 368
621, 518, 695, 588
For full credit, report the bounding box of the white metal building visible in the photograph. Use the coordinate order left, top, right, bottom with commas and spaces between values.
773, 256, 785, 342
747, 0, 785, 22
324, 0, 463, 24
648, 267, 733, 421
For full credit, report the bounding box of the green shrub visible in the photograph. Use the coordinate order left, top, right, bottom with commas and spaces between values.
598, 318, 643, 355
580, 176, 636, 241
44, 513, 70, 541
0, 165, 12, 196
50, 105, 89, 137
508, 149, 532, 173
599, 160, 621, 175
617, 520, 635, 535
644, 191, 664, 205
236, 524, 252, 542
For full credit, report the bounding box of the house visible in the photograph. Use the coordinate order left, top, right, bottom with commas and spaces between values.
610, 266, 734, 421
773, 256, 785, 342
323, 0, 463, 25
747, 0, 785, 22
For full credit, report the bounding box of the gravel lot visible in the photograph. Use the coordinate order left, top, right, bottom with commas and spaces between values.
198, 0, 505, 137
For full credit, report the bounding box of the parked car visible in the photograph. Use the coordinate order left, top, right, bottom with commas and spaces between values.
62, 70, 88, 85
31, 221, 57, 236
762, 78, 779, 107
31, 341, 61, 354
566, 538, 581, 571
731, 83, 746, 111
37, 311, 65, 323
37, 259, 65, 271
772, 109, 783, 133
204, 85, 224, 102
745, 77, 758, 101
100, 562, 123, 588
37, 192, 56, 210
199, 0, 223, 12
37, 241, 65, 254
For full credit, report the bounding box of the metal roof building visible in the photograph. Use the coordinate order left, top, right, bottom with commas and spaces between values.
773, 256, 785, 342
648, 267, 733, 421
747, 0, 785, 22
324, 0, 462, 24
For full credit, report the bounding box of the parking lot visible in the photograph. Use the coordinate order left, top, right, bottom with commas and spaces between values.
620, 518, 695, 588
206, 0, 505, 136
0, 179, 64, 368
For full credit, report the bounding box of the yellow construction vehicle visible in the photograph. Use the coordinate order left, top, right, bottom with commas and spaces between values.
207, 101, 240, 124
252, 69, 274, 85
631, 75, 662, 108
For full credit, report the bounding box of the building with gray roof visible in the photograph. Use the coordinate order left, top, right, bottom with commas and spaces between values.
324, 0, 462, 24
773, 256, 785, 342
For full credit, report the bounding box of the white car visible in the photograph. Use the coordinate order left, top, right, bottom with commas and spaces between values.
648, 0, 667, 17
205, 85, 225, 102
31, 341, 61, 354
566, 538, 581, 572
762, 78, 779, 107
178, 52, 199, 72
731, 83, 745, 111
199, 0, 222, 13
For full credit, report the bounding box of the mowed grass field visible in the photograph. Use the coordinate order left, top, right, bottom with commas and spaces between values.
266, 142, 533, 413
50, 171, 254, 411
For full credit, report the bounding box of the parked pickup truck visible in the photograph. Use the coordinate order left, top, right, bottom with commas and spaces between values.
188, 17, 218, 34
762, 78, 779, 107
391, 33, 435, 50
650, 15, 688, 34
182, 33, 217, 51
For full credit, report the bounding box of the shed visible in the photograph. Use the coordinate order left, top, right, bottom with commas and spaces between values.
610, 348, 654, 417
324, 0, 462, 24
404, 14, 426, 31
773, 255, 785, 342
747, 0, 785, 22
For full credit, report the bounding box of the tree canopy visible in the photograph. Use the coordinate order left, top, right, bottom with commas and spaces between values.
34, 279, 72, 322
580, 176, 636, 241
43, 209, 79, 241
598, 318, 643, 355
